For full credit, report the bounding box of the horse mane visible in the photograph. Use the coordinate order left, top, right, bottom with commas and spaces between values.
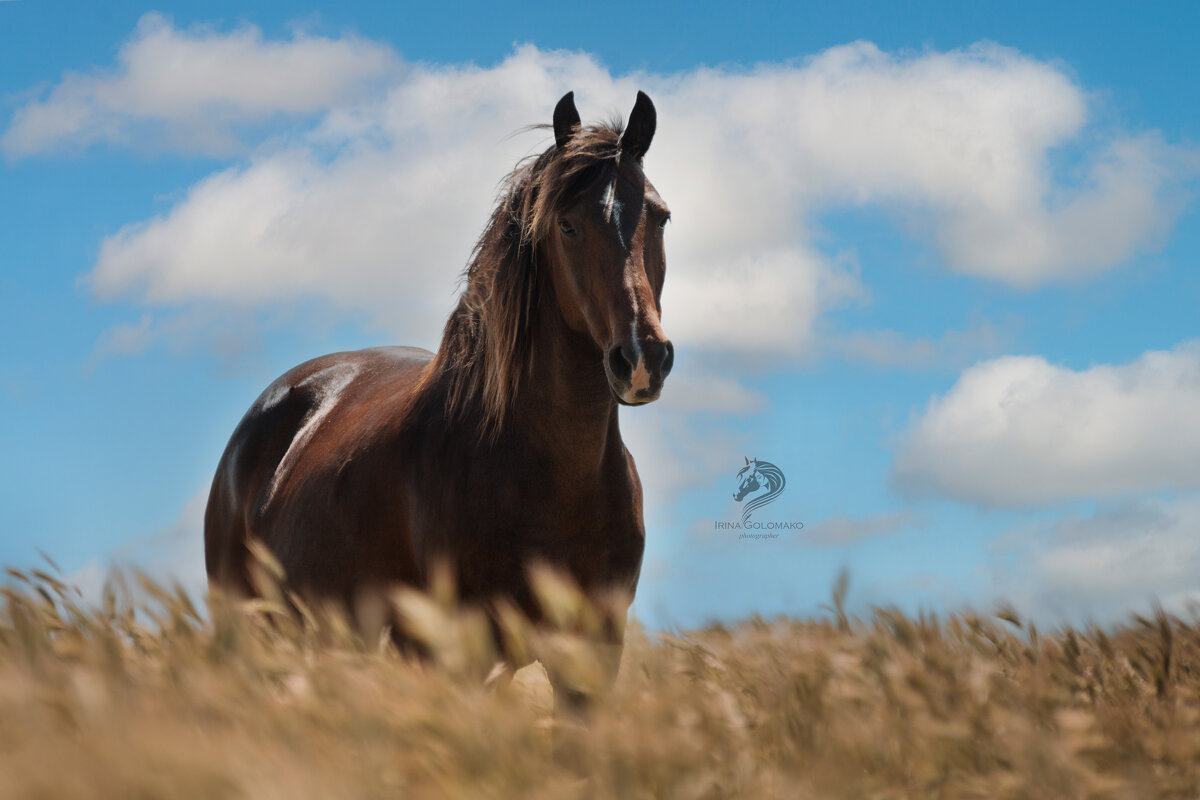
424, 120, 626, 439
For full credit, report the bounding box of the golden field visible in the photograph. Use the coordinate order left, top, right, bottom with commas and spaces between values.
2, 564, 1199, 799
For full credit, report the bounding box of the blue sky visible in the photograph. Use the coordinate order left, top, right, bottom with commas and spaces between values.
2, 1, 1199, 630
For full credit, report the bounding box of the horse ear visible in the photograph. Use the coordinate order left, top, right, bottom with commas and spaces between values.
744, 456, 749, 465
553, 91, 581, 150
620, 91, 656, 160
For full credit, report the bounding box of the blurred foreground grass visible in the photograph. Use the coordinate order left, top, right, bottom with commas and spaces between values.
2, 564, 1200, 799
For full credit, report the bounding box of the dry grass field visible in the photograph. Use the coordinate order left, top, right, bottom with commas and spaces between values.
2, 563, 1199, 799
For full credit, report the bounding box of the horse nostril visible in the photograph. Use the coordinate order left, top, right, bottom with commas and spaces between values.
607, 344, 635, 383
642, 340, 674, 380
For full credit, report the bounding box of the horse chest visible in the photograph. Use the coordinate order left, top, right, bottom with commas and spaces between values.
406, 457, 643, 595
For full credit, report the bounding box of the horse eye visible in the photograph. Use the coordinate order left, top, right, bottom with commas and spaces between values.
558, 219, 578, 237
658, 214, 671, 229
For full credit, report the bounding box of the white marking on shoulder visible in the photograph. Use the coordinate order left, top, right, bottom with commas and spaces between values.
264, 362, 360, 506
257, 381, 290, 411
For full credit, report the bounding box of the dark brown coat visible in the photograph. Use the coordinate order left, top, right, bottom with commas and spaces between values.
204, 92, 673, 682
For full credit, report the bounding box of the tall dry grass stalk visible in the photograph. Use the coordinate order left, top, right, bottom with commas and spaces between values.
2, 560, 1200, 799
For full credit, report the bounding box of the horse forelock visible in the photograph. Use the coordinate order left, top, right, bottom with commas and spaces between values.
431, 122, 627, 439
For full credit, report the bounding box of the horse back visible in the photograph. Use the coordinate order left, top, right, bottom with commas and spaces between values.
203, 346, 432, 600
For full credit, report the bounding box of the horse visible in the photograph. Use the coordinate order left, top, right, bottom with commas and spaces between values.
734, 457, 786, 524
204, 91, 673, 699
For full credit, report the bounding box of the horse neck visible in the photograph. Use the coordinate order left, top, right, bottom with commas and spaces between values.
508, 283, 620, 480
423, 251, 621, 483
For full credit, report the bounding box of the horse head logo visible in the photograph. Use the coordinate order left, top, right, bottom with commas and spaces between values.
733, 457, 786, 524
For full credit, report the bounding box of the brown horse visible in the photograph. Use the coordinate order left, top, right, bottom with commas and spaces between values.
204, 91, 673, 691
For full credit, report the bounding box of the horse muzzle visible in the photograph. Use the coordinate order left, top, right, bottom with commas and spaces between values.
604, 338, 674, 405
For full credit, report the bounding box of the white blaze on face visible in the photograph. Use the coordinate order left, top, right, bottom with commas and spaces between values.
600, 177, 626, 250
604, 171, 662, 403
623, 317, 654, 402
628, 365, 651, 393
264, 361, 359, 506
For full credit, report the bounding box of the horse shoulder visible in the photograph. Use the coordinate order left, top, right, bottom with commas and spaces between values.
214, 348, 428, 533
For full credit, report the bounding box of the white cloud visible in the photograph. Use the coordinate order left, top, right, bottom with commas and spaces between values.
803, 510, 920, 546
934, 134, 1191, 285
87, 313, 155, 364
80, 43, 871, 356
2, 13, 397, 157
65, 487, 210, 608
985, 495, 1200, 624
826, 317, 1018, 371
85, 307, 274, 374
653, 358, 767, 415
621, 406, 751, 505
62, 560, 108, 608
894, 341, 1200, 507
7, 27, 1188, 355
656, 43, 1195, 284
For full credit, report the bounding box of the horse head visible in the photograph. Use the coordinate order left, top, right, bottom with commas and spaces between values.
734, 457, 762, 501
541, 91, 674, 405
